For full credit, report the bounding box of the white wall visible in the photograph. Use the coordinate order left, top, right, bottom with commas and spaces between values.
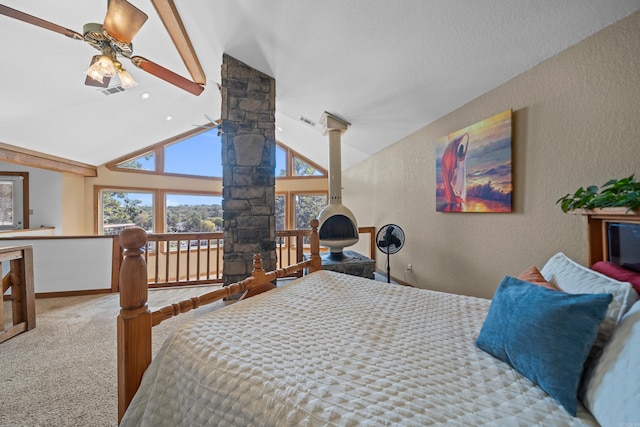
0, 162, 63, 234
343, 11, 640, 299
0, 237, 114, 294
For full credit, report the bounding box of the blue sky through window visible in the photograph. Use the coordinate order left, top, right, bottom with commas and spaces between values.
276, 145, 286, 176
130, 193, 222, 207
166, 194, 223, 207
165, 129, 222, 178
127, 192, 153, 206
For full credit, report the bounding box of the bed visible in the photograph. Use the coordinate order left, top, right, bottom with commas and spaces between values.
117, 214, 640, 426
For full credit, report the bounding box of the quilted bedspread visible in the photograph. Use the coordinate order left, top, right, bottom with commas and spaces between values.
121, 270, 598, 426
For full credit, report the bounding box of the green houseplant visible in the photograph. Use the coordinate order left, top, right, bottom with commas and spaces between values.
556, 175, 640, 213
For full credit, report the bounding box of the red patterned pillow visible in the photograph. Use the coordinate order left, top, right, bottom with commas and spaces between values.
591, 261, 640, 295
517, 266, 561, 290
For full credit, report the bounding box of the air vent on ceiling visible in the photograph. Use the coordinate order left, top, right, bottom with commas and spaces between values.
299, 115, 317, 128
99, 85, 126, 96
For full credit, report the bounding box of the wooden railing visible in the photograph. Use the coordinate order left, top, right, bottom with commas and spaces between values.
138, 226, 376, 289
142, 232, 223, 288
1, 245, 35, 343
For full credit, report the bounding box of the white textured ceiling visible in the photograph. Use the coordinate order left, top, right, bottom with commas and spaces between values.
1, 0, 639, 170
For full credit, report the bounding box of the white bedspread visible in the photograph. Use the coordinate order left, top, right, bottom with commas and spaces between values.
121, 270, 598, 426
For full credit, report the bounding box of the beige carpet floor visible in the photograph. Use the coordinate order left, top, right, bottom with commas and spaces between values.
1, 286, 230, 427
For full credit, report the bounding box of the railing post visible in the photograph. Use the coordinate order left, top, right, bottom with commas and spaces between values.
0, 245, 35, 343
11, 247, 35, 331
309, 219, 322, 272
117, 227, 151, 424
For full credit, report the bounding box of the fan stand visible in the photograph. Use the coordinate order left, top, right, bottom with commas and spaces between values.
376, 224, 405, 285
385, 234, 392, 283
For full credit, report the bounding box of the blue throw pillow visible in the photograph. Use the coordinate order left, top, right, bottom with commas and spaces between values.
476, 276, 612, 416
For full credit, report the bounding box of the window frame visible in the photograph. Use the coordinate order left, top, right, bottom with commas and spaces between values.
97, 186, 156, 235
105, 126, 222, 180
291, 191, 328, 230
0, 172, 29, 230
107, 127, 327, 181
276, 142, 327, 179
95, 185, 224, 235
164, 192, 224, 233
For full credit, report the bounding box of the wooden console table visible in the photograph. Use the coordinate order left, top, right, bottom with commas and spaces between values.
0, 245, 35, 343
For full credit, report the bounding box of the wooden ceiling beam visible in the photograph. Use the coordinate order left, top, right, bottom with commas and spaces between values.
0, 143, 97, 177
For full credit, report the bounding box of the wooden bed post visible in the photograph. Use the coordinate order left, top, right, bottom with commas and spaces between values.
117, 227, 152, 424
309, 219, 322, 272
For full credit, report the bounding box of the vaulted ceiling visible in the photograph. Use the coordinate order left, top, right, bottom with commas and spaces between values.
1, 1, 639, 172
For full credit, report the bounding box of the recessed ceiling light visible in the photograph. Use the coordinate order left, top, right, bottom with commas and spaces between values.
141, 92, 150, 100
166, 116, 173, 121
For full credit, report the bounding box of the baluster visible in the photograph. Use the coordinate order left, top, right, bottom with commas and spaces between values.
117, 227, 151, 423
309, 219, 321, 272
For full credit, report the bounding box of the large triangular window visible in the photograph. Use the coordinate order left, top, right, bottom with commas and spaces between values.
107, 124, 326, 179
115, 151, 155, 171
164, 129, 222, 177
275, 143, 327, 178
107, 126, 222, 178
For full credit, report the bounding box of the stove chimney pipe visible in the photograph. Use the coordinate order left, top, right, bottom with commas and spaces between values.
317, 112, 359, 257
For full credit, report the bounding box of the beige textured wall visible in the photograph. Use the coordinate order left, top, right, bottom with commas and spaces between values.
61, 173, 86, 235
343, 11, 640, 299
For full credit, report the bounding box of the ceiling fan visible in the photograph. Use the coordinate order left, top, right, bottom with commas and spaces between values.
193, 114, 222, 135
0, 0, 206, 95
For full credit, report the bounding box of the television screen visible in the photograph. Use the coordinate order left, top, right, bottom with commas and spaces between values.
608, 222, 640, 273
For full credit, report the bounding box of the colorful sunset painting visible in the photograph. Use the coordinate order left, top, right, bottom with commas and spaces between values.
435, 109, 512, 212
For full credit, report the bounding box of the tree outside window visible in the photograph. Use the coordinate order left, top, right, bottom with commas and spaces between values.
165, 194, 223, 233
295, 194, 327, 230
275, 195, 286, 231
102, 191, 153, 235
293, 157, 323, 176
0, 173, 27, 230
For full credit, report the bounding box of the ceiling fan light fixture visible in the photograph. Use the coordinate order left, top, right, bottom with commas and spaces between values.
96, 55, 117, 77
86, 54, 117, 81
117, 67, 137, 89
86, 55, 106, 83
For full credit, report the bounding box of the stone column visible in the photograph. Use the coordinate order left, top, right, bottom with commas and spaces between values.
220, 54, 277, 287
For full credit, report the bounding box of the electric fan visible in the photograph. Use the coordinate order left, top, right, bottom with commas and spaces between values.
376, 224, 405, 283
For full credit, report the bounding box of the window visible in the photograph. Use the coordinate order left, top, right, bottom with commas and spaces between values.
165, 194, 223, 232
0, 172, 28, 230
98, 188, 225, 235
108, 125, 325, 181
116, 151, 155, 171
277, 143, 327, 179
293, 157, 324, 176
108, 126, 222, 178
101, 124, 328, 234
164, 130, 222, 177
275, 194, 286, 230
294, 193, 327, 230
276, 145, 287, 177
101, 191, 154, 235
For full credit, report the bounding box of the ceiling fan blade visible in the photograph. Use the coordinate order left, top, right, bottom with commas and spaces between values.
0, 4, 83, 40
150, 0, 206, 85
130, 56, 204, 96
103, 0, 148, 44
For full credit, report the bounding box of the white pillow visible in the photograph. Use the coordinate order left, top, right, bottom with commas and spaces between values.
541, 252, 638, 346
581, 301, 640, 425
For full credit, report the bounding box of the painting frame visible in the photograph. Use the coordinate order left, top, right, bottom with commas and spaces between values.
435, 109, 512, 213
